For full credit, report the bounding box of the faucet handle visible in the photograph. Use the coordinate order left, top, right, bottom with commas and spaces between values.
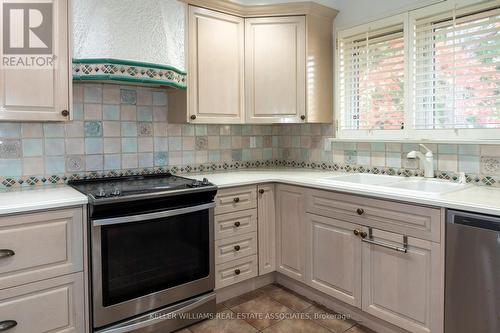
458, 172, 467, 184
419, 144, 433, 157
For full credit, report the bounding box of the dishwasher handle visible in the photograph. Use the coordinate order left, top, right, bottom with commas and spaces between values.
447, 210, 500, 232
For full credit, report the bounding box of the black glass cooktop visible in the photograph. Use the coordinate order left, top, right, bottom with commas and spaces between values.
68, 173, 215, 201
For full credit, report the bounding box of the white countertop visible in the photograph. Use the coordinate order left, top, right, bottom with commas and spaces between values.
192, 169, 500, 216
0, 186, 88, 215
1, 169, 499, 216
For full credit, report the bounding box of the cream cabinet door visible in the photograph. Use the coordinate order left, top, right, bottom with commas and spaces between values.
188, 6, 244, 124
245, 16, 306, 124
257, 184, 276, 275
361, 228, 443, 333
0, 0, 71, 121
305, 213, 362, 307
276, 185, 305, 282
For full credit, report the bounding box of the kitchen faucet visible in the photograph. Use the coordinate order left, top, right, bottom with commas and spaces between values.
407, 144, 434, 178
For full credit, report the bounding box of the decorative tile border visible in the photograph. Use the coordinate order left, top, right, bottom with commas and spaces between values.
1, 160, 498, 190
72, 58, 187, 89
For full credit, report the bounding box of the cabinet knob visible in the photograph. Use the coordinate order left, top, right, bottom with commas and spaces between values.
300, 115, 306, 121
233, 197, 240, 203
0, 320, 17, 331
234, 245, 241, 251
234, 221, 241, 227
234, 269, 241, 275
359, 231, 368, 239
356, 208, 365, 215
0, 249, 14, 259
61, 110, 69, 117
353, 229, 360, 236
259, 189, 265, 194
190, 115, 196, 120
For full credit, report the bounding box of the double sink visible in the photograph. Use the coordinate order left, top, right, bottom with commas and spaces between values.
317, 173, 470, 197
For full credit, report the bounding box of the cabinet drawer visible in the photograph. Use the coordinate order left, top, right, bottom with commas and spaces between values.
215, 232, 257, 265
0, 208, 84, 289
215, 209, 257, 240
215, 255, 258, 289
306, 189, 441, 242
215, 186, 257, 215
0, 273, 85, 333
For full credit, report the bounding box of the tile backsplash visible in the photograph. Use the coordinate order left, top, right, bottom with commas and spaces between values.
0, 82, 499, 187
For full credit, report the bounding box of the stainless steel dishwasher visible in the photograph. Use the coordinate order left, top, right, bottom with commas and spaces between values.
445, 210, 500, 333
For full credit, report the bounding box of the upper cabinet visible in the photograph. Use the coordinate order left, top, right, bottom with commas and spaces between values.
186, 7, 244, 124
172, 0, 337, 124
245, 16, 305, 123
0, 0, 71, 121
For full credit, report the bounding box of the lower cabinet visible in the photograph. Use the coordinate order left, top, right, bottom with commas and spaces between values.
0, 272, 85, 333
361, 228, 441, 333
257, 184, 276, 275
276, 185, 306, 282
305, 213, 362, 307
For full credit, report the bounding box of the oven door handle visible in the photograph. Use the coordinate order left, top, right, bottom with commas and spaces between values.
92, 202, 215, 226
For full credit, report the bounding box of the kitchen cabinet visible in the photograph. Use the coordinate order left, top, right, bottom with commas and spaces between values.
245, 16, 306, 123
257, 184, 276, 275
0, 0, 71, 121
305, 213, 362, 307
185, 6, 244, 124
276, 185, 306, 282
0, 207, 87, 332
361, 227, 442, 333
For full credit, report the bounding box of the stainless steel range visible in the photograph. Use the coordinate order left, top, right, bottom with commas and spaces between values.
69, 173, 217, 333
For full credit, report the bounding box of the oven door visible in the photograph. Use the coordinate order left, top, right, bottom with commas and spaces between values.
91, 203, 215, 329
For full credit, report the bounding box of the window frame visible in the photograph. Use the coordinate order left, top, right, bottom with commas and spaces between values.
335, 0, 500, 141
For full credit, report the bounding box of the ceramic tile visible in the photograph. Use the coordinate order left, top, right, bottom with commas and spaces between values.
85, 155, 103, 171
65, 138, 84, 155
182, 151, 195, 165
458, 155, 480, 174
73, 103, 84, 120
208, 136, 220, 150
266, 287, 311, 312
84, 104, 103, 120
44, 123, 65, 137
103, 122, 121, 137
121, 105, 137, 121
104, 154, 121, 170
21, 123, 43, 138
305, 304, 355, 333
122, 138, 138, 153
0, 140, 21, 158
262, 319, 331, 333
103, 105, 121, 120
44, 139, 65, 156
84, 86, 102, 103
45, 156, 65, 174
122, 153, 138, 169
138, 137, 154, 152
103, 138, 121, 154
138, 152, 154, 168
154, 152, 168, 166
137, 90, 153, 106
154, 137, 169, 152
121, 122, 138, 137
481, 145, 500, 157
386, 152, 401, 168
0, 159, 22, 177
232, 295, 292, 330
137, 106, 153, 122
23, 157, 44, 175
208, 150, 220, 163
195, 125, 208, 136
189, 309, 257, 333
102, 87, 120, 104
195, 136, 208, 150
195, 151, 208, 164
138, 123, 153, 137
438, 154, 458, 172
22, 139, 43, 157
182, 137, 195, 150
84, 121, 103, 137
85, 138, 103, 154
438, 144, 458, 155
458, 145, 480, 156
66, 155, 85, 173
152, 91, 167, 106
168, 137, 182, 151
120, 89, 137, 105
153, 107, 168, 122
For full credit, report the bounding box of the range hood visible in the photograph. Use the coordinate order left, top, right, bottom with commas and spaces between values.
72, 0, 186, 89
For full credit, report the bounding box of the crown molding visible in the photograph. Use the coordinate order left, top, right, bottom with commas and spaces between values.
181, 0, 338, 18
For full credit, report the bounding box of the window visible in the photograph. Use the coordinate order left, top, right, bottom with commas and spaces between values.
413, 4, 500, 130
336, 0, 500, 141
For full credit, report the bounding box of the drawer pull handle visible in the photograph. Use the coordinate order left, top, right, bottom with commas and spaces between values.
0, 320, 17, 331
356, 208, 365, 215
234, 269, 241, 275
234, 245, 241, 251
233, 197, 240, 203
234, 221, 241, 227
362, 227, 408, 253
259, 189, 265, 194
0, 249, 14, 259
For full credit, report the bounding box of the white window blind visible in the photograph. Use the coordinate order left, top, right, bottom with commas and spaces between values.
414, 4, 500, 130
338, 24, 406, 131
